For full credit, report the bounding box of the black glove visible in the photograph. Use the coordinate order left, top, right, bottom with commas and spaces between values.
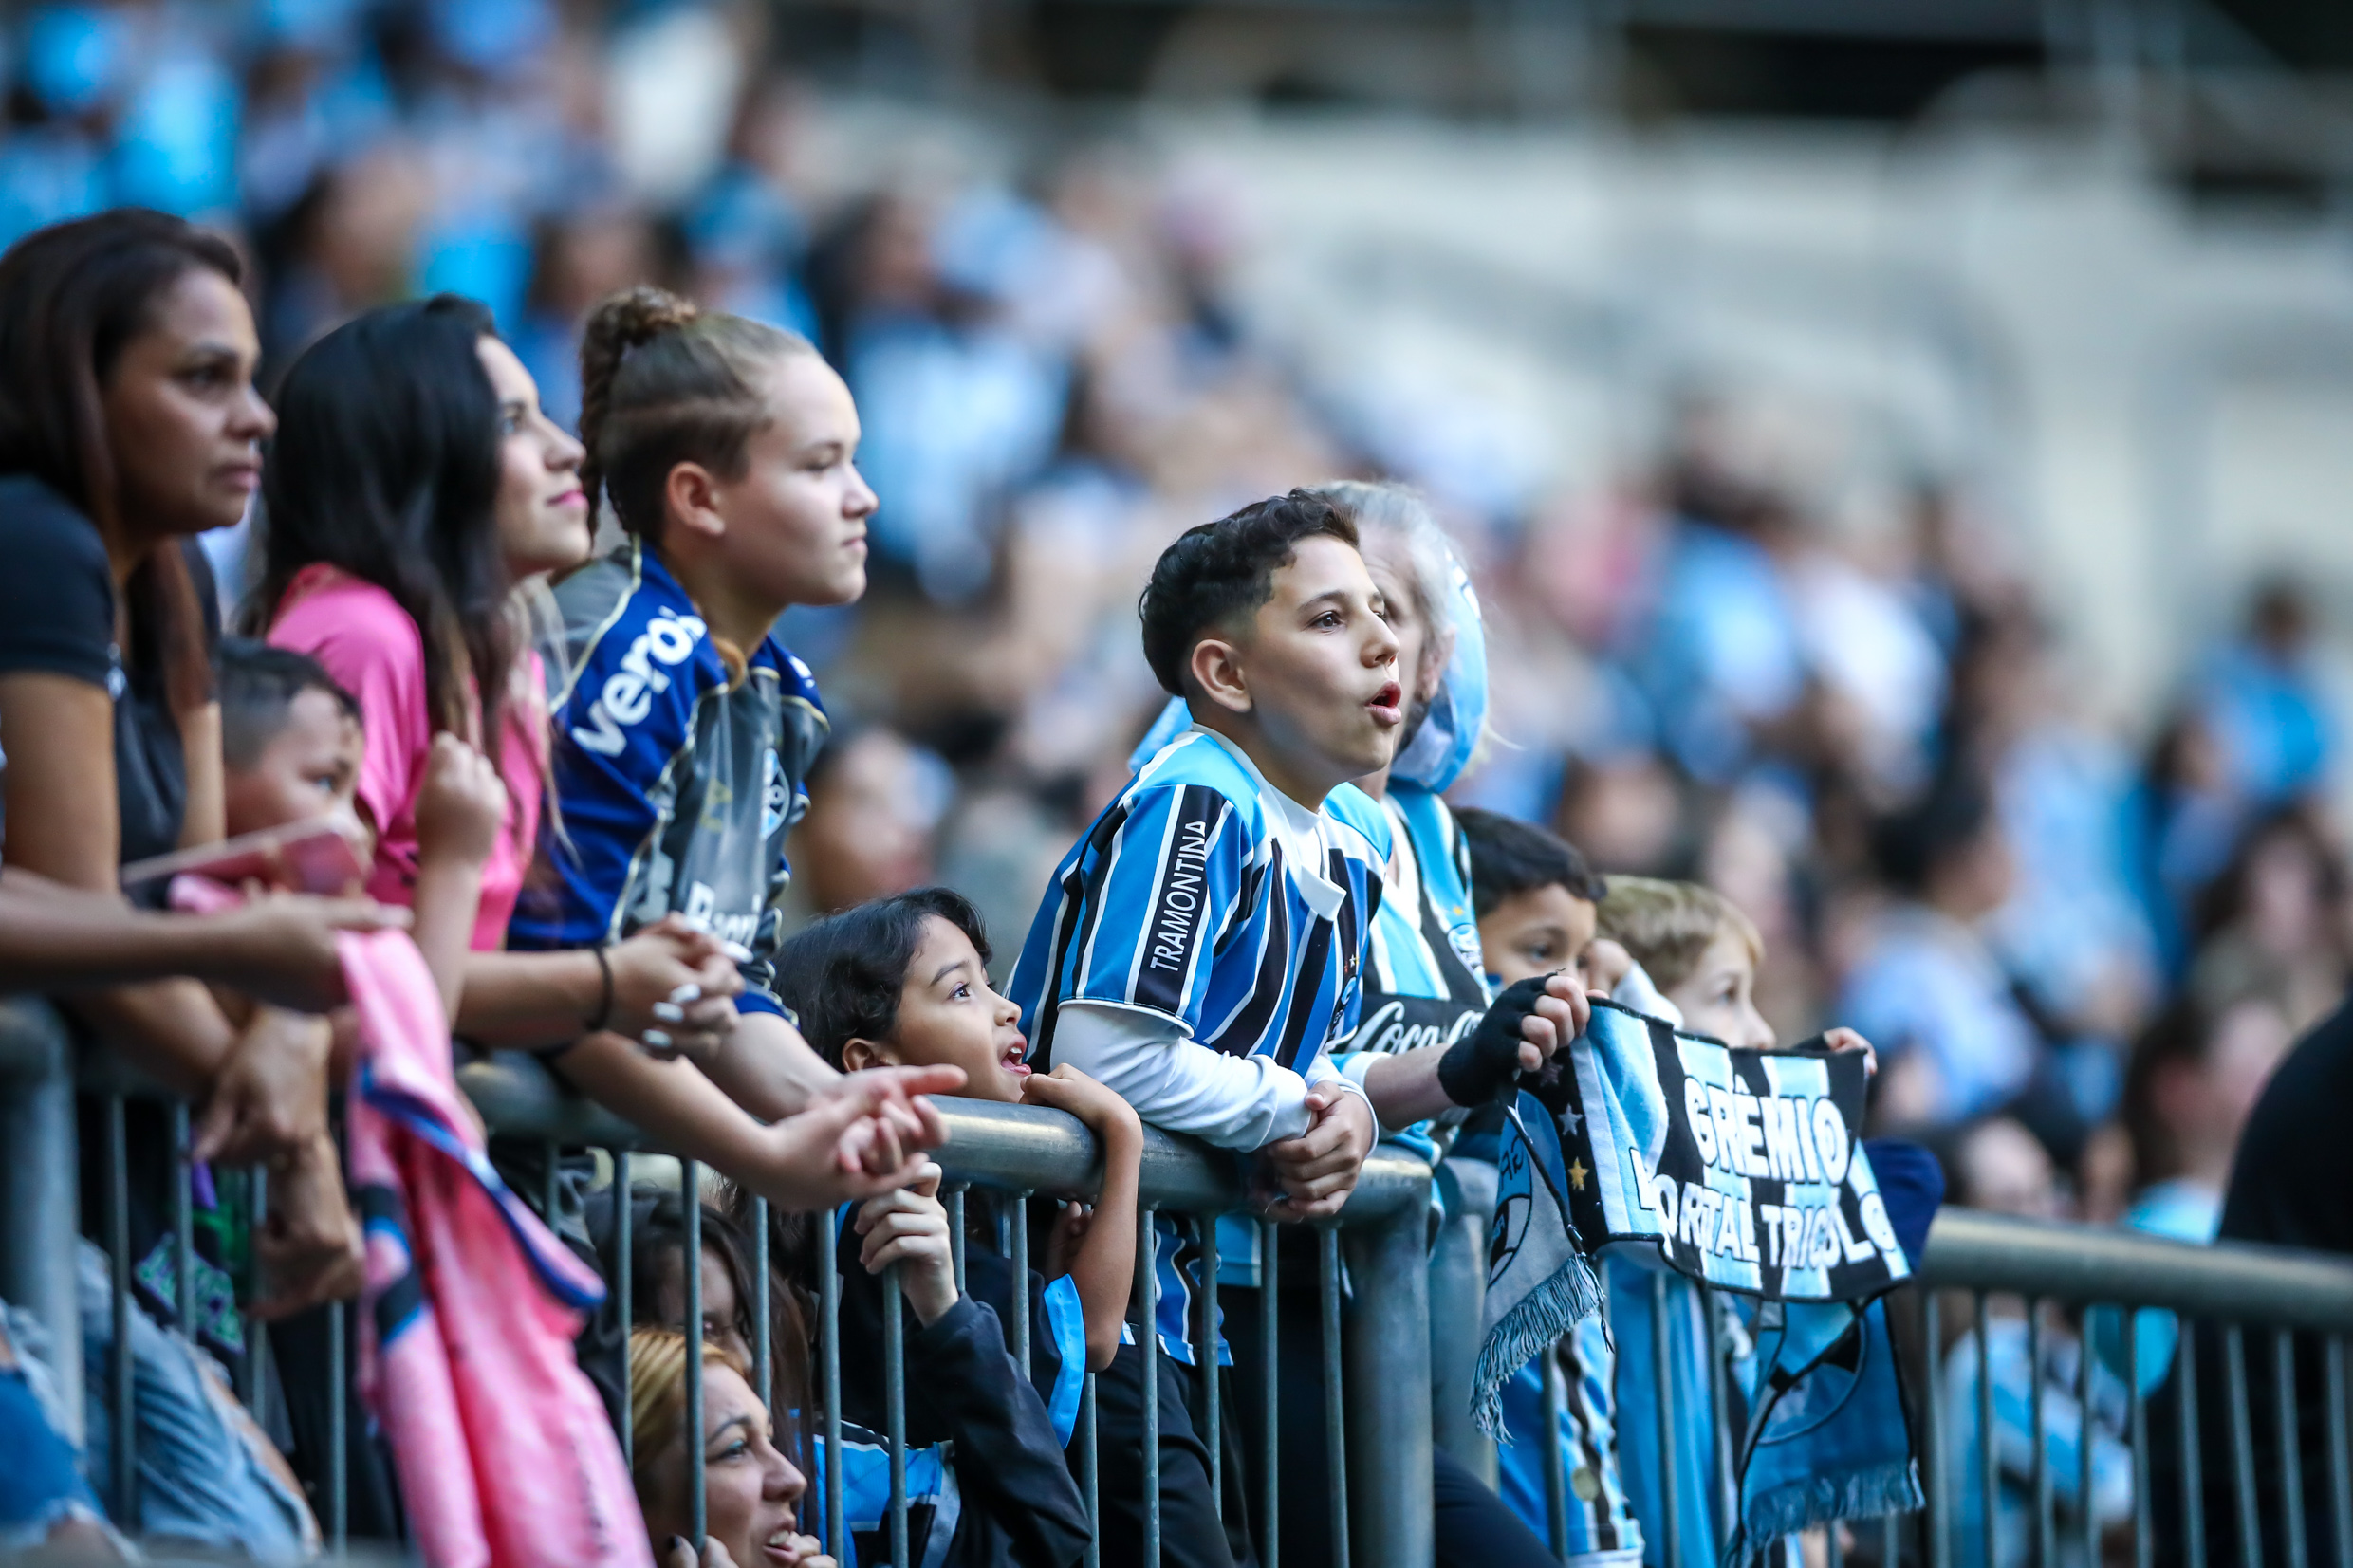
1437, 975, 1552, 1107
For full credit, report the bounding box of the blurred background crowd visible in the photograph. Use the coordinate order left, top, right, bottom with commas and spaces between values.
6, 0, 2352, 1434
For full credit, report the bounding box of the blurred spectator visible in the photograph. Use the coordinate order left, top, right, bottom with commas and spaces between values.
2191, 577, 2337, 807
2086, 992, 2292, 1398
782, 725, 951, 928
2187, 802, 2353, 1035
1840, 774, 2040, 1132
1932, 1116, 2134, 1568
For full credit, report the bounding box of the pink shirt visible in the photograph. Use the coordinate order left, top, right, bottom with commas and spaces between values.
269, 567, 545, 952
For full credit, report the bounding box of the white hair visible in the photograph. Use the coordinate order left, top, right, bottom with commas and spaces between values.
1311, 480, 1454, 642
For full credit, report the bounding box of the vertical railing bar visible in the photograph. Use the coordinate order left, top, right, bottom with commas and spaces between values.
1010, 1191, 1030, 1379
1651, 1273, 1680, 1568
2029, 1301, 2050, 1568
2180, 1322, 2206, 1568
947, 1185, 966, 1296
1881, 1515, 1899, 1568
242, 1168, 269, 1411
822, 1205, 843, 1557
1319, 1226, 1348, 1568
2225, 1325, 2260, 1568
1261, 1216, 1279, 1568
2131, 1306, 2150, 1568
1975, 1291, 1995, 1568
2327, 1336, 2351, 1568
616, 1151, 634, 1468
884, 1262, 908, 1568
1825, 1521, 1843, 1567
1199, 1213, 1221, 1520
1703, 1284, 1735, 1546
106, 1095, 134, 1525
1081, 1369, 1101, 1568
171, 1103, 194, 1336
2079, 1304, 2098, 1568
1925, 1290, 1949, 1568
684, 1161, 706, 1548
2280, 1329, 2309, 1568
1541, 1338, 1569, 1559
751, 1195, 771, 1409
1139, 1206, 1161, 1568
329, 1299, 348, 1551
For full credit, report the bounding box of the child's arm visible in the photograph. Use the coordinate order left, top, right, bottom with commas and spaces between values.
409, 733, 506, 1025
551, 1031, 961, 1208
695, 1008, 853, 1123
0, 868, 406, 1011
1353, 970, 1590, 1126
1015, 1065, 1142, 1371
454, 918, 743, 1054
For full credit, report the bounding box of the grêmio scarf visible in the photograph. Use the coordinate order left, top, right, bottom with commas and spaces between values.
1473, 999, 1923, 1553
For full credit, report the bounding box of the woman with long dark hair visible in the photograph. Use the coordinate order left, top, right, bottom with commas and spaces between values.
255, 294, 746, 1048
0, 209, 374, 1321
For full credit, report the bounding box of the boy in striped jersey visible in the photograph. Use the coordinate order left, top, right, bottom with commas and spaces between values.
1009, 491, 1584, 1566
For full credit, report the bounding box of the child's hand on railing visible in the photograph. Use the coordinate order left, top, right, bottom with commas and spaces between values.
608, 914, 745, 1060
754, 1064, 965, 1207
1016, 1062, 1143, 1141
854, 1163, 958, 1325
1260, 1081, 1376, 1222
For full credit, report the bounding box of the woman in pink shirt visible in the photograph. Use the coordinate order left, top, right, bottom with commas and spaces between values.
254, 296, 942, 1213
256, 295, 737, 1052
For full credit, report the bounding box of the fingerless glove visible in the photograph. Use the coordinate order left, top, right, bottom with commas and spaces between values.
1437, 975, 1551, 1107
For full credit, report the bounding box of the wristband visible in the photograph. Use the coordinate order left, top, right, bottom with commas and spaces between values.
588, 946, 615, 1033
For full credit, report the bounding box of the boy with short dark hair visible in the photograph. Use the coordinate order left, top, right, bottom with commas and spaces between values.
1010, 491, 1584, 1567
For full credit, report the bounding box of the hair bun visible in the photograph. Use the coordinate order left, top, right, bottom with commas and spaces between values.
592, 286, 699, 358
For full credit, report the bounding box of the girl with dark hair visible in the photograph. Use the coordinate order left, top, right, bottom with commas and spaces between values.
255, 294, 747, 1051
505, 285, 955, 1215
0, 209, 372, 1324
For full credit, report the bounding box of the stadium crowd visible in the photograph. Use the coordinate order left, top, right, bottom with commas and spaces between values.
0, 3, 2344, 1567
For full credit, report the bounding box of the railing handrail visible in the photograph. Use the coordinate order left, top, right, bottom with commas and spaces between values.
454, 1051, 1434, 1223
1918, 1206, 2353, 1333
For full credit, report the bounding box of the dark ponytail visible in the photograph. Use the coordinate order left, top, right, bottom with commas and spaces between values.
0, 210, 242, 717
575, 285, 815, 543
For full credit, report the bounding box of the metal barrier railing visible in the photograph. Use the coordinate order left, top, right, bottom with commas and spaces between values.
10, 989, 2353, 1568
454, 1050, 1438, 1568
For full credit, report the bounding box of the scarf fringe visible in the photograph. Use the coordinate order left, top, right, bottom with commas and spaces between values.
1468, 1253, 1602, 1440
1731, 1458, 1923, 1555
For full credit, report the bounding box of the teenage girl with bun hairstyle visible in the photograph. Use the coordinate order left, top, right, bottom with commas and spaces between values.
508, 286, 960, 1204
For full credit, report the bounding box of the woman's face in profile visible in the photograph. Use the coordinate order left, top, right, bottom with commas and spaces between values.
642, 1363, 822, 1568
102, 267, 274, 539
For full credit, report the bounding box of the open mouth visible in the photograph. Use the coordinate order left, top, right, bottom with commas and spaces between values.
762, 1527, 802, 1565
1367, 680, 1403, 726
1000, 1034, 1031, 1078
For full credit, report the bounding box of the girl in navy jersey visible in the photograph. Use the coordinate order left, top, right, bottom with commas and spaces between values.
510, 285, 957, 1206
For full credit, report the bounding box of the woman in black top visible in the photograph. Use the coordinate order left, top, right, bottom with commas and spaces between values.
0, 210, 359, 1319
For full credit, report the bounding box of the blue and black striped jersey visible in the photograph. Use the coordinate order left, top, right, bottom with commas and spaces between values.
508, 542, 826, 1018
1007, 725, 1389, 1362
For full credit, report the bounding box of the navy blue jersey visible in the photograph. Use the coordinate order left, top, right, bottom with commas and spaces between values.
509, 543, 825, 1017
1007, 726, 1389, 1361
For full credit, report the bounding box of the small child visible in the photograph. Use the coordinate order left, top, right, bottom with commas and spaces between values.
775, 887, 1121, 1567
1593, 873, 1877, 1568
1454, 806, 1647, 1567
